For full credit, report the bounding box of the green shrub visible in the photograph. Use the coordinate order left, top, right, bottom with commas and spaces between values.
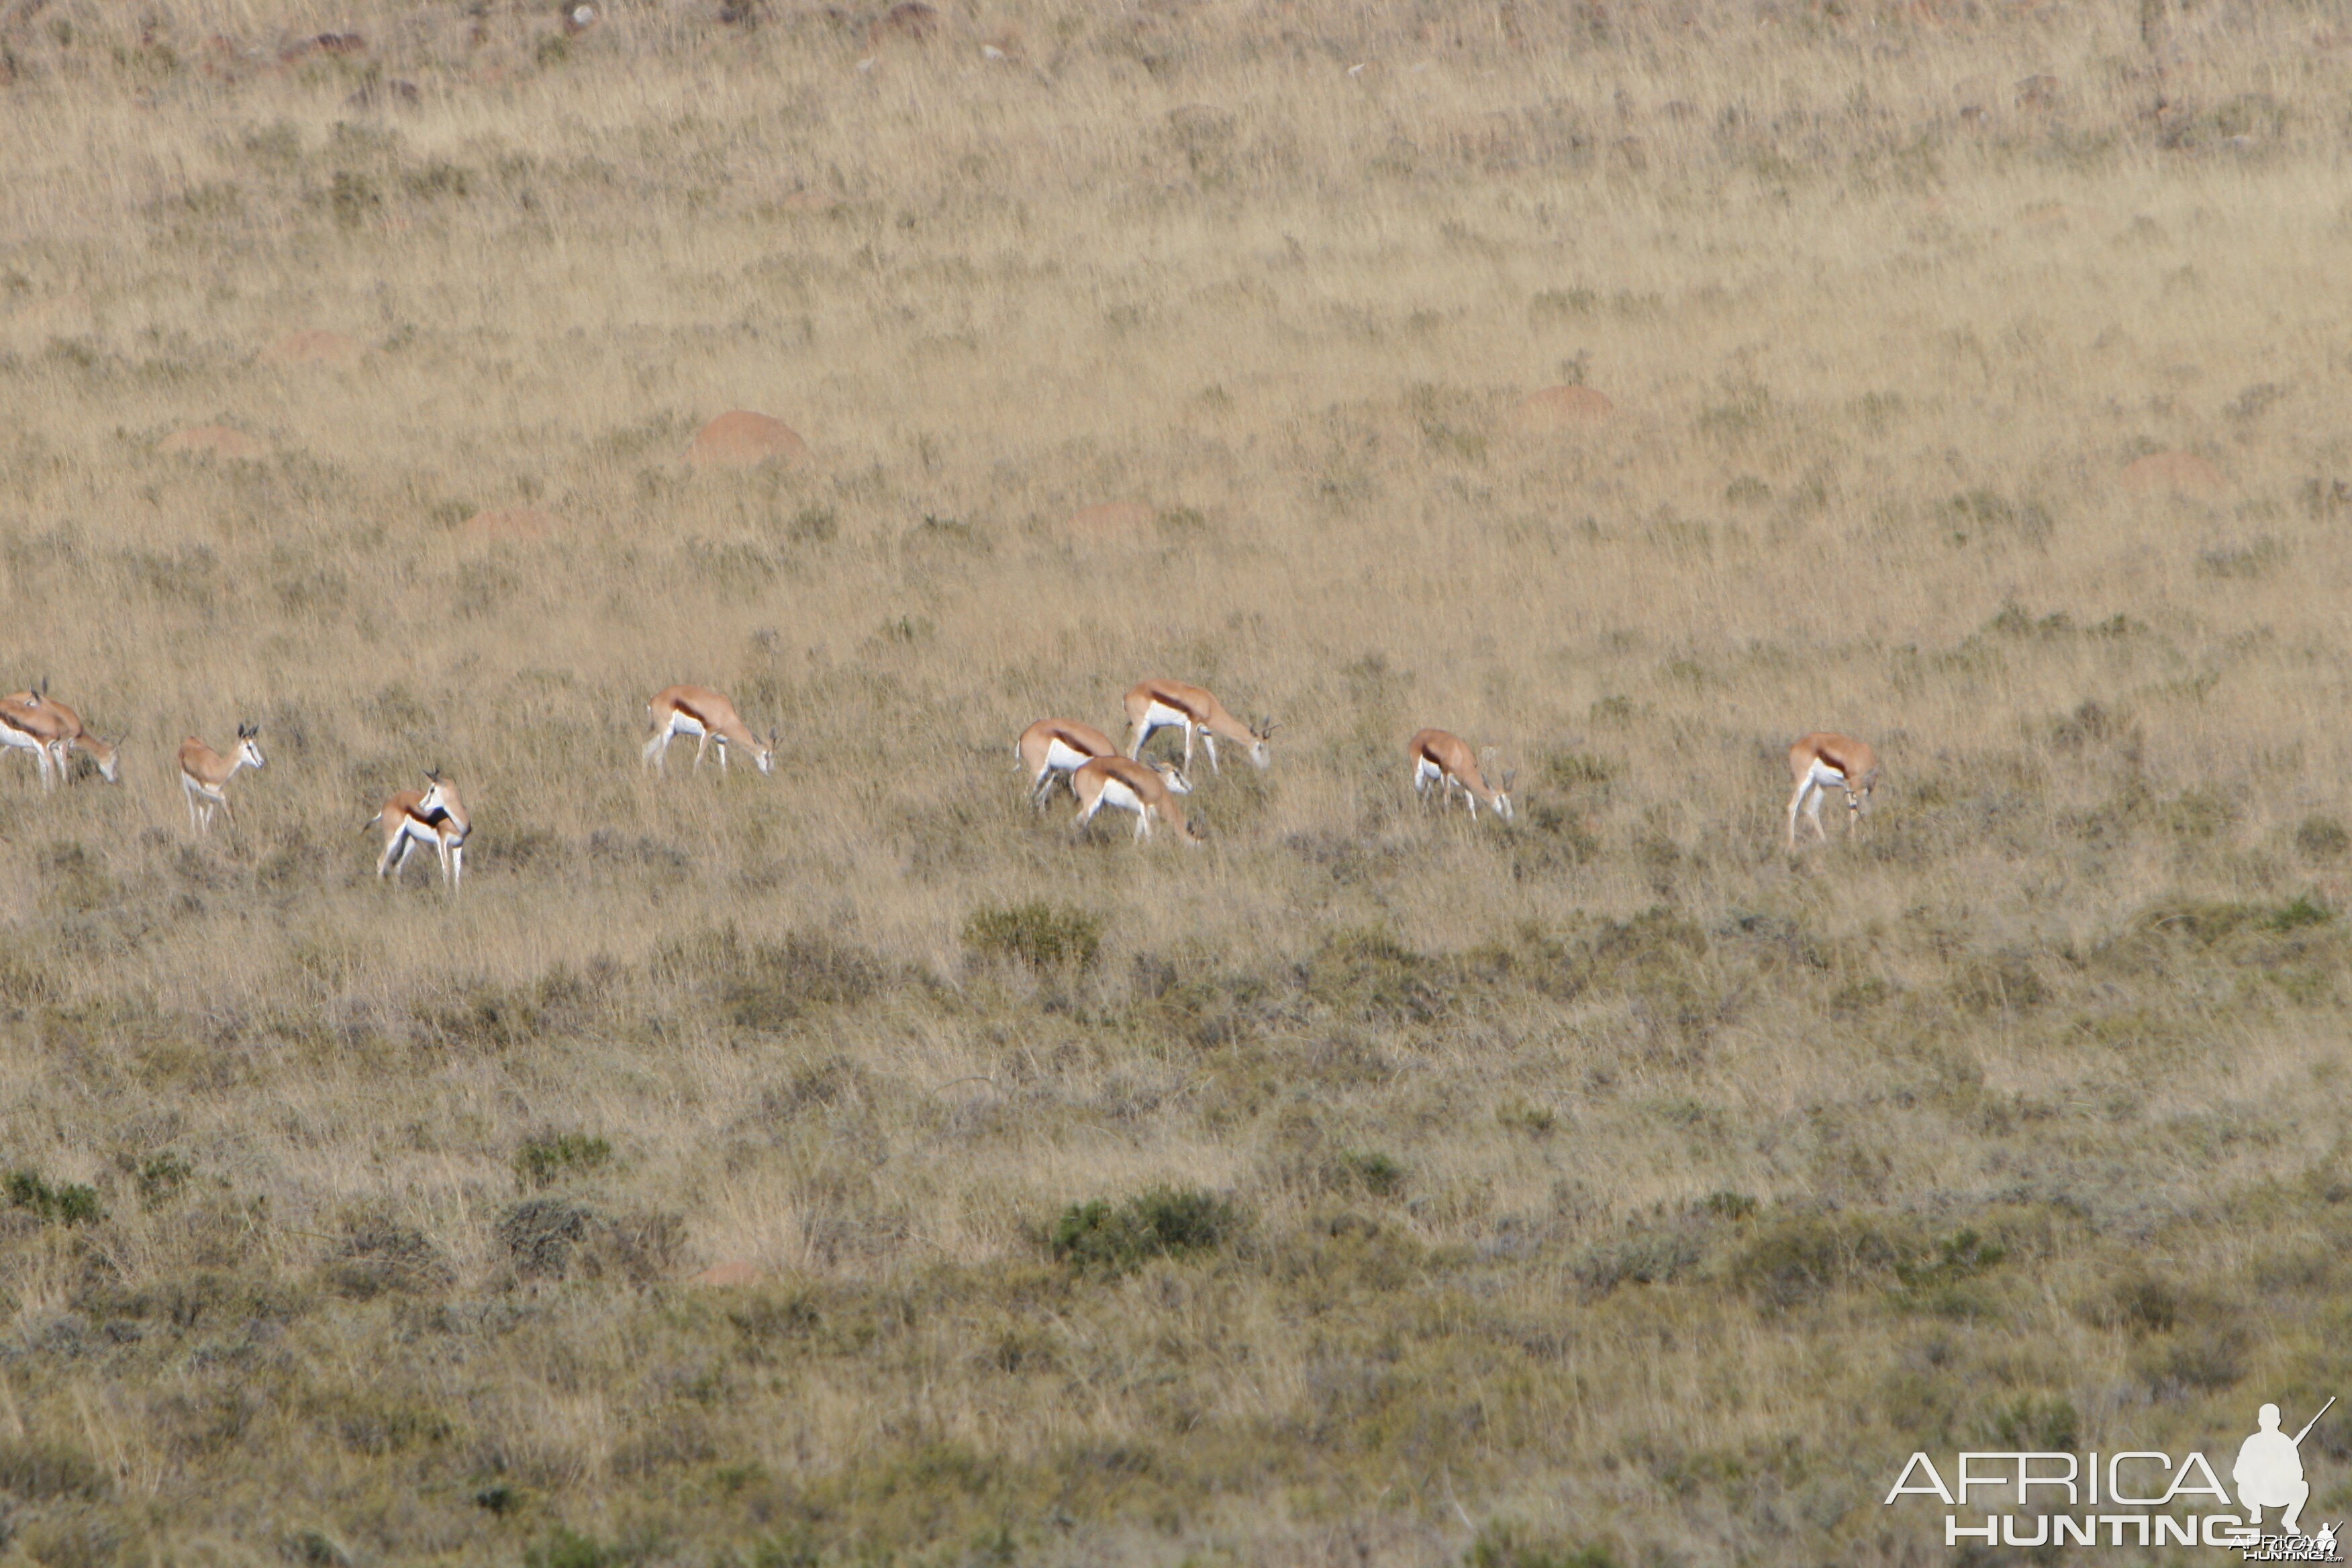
526, 1529, 618, 1568
1338, 1150, 1406, 1197
1465, 1521, 1618, 1568
7, 1169, 101, 1226
1050, 1187, 1237, 1274
516, 1132, 613, 1189
1982, 1393, 2078, 1452
131, 1151, 193, 1208
2295, 816, 2349, 861
963, 902, 1102, 971
1729, 1213, 1905, 1310
0, 1437, 111, 1502
673, 927, 883, 1030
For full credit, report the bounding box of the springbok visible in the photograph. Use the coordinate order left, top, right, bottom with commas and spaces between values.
644, 685, 777, 775
1071, 755, 1200, 844
178, 724, 264, 833
370, 770, 471, 889
1408, 729, 1514, 821
1786, 732, 1880, 848
1, 685, 119, 786
1124, 679, 1273, 775
0, 691, 60, 787
1016, 718, 1119, 807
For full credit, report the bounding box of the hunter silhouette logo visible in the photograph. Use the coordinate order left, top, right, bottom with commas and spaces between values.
2238, 1398, 2332, 1536
1883, 1393, 2339, 1556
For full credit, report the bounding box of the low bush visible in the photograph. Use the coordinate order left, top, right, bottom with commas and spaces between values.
1050, 1187, 1238, 1274
963, 902, 1103, 971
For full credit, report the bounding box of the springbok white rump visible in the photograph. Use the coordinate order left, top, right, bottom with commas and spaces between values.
1124, 679, 1273, 775
643, 685, 777, 775
370, 770, 471, 889
1408, 728, 1514, 820
179, 724, 264, 833
1015, 718, 1118, 807
1786, 732, 1879, 847
0, 689, 60, 787
1, 684, 119, 787
1071, 755, 1201, 844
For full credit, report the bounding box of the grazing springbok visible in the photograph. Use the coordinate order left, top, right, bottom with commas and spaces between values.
1124, 679, 1273, 775
1016, 718, 1119, 807
1071, 755, 1200, 844
0, 691, 60, 787
370, 770, 471, 889
178, 724, 265, 833
1786, 732, 1880, 848
1408, 729, 1515, 821
1, 685, 119, 786
644, 685, 777, 775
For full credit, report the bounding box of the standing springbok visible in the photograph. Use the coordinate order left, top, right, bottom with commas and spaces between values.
1786, 732, 1880, 848
1124, 679, 1273, 775
644, 685, 777, 775
370, 770, 471, 889
178, 724, 264, 833
1016, 718, 1119, 807
1, 686, 119, 786
1071, 755, 1200, 844
1408, 729, 1515, 821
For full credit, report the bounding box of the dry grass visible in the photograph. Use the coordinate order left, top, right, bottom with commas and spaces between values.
1, 0, 2351, 1561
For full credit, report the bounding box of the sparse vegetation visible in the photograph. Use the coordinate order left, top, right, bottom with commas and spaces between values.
0, 0, 2345, 1561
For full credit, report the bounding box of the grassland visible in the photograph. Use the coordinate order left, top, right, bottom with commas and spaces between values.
1, 0, 2351, 1562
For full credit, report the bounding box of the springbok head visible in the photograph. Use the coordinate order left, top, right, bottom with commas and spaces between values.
1246, 715, 1277, 769
1480, 746, 1516, 822
235, 722, 264, 771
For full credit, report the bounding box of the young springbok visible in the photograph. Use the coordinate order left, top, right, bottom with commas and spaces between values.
179, 724, 265, 833
1408, 729, 1514, 821
1071, 755, 1200, 844
1016, 718, 1119, 807
371, 770, 471, 889
1785, 732, 1880, 848
644, 685, 777, 775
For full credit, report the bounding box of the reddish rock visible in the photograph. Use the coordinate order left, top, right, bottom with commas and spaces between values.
688, 1261, 765, 1287
261, 330, 366, 366
1069, 501, 1156, 535
281, 32, 365, 62
1517, 385, 1616, 428
2120, 451, 2224, 497
464, 507, 562, 541
687, 411, 810, 469
158, 425, 268, 460
869, 1, 940, 48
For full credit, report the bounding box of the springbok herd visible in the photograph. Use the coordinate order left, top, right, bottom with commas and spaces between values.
1, 665, 1883, 887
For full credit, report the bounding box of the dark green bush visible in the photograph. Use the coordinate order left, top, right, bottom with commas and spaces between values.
1338, 1150, 1406, 1197
1729, 1212, 1905, 1310
516, 1132, 613, 1189
2295, 816, 2349, 861
1982, 1393, 2078, 1453
1050, 1187, 1237, 1274
7, 1169, 101, 1226
963, 902, 1102, 971
0, 1438, 111, 1502
1465, 1521, 1619, 1568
